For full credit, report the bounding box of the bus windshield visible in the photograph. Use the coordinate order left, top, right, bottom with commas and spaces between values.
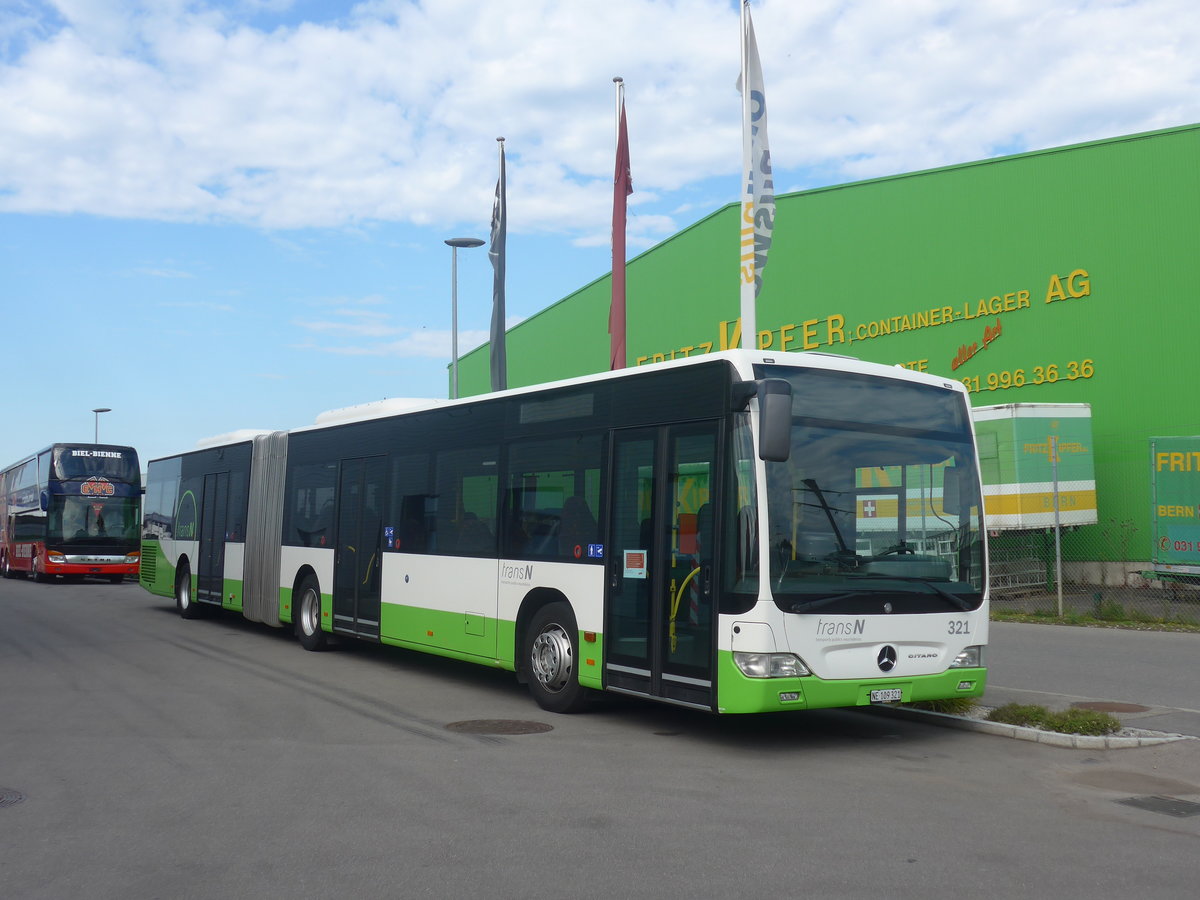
757, 366, 985, 614
49, 495, 141, 546
53, 446, 139, 482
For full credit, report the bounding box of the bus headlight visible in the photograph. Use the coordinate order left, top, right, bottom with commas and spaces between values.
125, 551, 140, 563
734, 651, 811, 678
47, 551, 66, 563
949, 645, 983, 668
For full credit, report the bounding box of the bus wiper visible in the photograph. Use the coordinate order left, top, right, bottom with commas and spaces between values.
887, 577, 973, 611
789, 591, 883, 613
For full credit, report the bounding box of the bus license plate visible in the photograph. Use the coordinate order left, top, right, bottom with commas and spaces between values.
870, 689, 903, 703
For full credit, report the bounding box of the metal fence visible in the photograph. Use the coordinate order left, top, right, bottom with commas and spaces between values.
987, 509, 1200, 626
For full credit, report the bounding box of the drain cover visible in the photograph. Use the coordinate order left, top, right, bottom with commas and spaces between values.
445, 719, 553, 735
1116, 795, 1200, 818
1072, 701, 1151, 713
0, 788, 26, 809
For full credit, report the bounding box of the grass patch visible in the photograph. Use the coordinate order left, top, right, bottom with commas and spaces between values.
985, 702, 1122, 736
905, 697, 977, 715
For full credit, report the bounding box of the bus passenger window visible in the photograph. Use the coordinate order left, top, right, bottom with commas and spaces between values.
285, 463, 336, 547
435, 447, 498, 557
505, 434, 602, 561
391, 453, 433, 554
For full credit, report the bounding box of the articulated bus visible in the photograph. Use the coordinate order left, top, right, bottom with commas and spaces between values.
1, 443, 142, 583
139, 350, 988, 713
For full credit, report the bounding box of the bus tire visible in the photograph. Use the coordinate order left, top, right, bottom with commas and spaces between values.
31, 557, 48, 583
1, 554, 11, 579
524, 602, 589, 713
176, 563, 202, 619
294, 575, 327, 652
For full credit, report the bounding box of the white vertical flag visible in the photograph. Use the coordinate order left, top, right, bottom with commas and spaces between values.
738, 0, 775, 349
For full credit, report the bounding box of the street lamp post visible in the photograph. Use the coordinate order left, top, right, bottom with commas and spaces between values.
92, 407, 111, 444
444, 237, 486, 399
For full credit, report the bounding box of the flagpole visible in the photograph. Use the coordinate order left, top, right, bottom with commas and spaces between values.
739, 0, 755, 349
614, 76, 623, 144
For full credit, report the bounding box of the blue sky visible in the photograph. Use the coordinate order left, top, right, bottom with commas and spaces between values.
3, 0, 1199, 467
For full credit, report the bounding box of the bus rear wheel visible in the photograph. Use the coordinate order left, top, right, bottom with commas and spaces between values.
176, 563, 202, 619
294, 575, 327, 651
524, 602, 589, 713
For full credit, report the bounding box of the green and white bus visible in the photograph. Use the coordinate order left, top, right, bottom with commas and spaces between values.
140, 349, 988, 713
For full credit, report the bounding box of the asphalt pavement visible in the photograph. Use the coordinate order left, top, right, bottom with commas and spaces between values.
981, 620, 1200, 738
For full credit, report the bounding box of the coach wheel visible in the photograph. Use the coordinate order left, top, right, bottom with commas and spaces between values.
31, 557, 48, 583
1, 554, 10, 579
294, 575, 327, 651
524, 601, 589, 713
176, 563, 202, 619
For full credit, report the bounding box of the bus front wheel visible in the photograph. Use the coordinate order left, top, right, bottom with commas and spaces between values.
524, 602, 589, 713
294, 575, 327, 652
176, 564, 202, 619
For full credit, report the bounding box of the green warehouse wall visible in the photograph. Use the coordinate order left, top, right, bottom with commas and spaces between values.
459, 123, 1200, 573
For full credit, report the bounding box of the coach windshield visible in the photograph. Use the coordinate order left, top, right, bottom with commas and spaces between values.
755, 365, 985, 615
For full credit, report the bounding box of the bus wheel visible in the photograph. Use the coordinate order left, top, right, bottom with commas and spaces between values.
294, 575, 327, 651
31, 558, 48, 583
524, 602, 589, 713
1, 554, 11, 579
176, 564, 202, 619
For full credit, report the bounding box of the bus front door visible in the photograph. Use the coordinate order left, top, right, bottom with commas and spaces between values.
606, 423, 719, 710
196, 472, 229, 605
333, 456, 387, 640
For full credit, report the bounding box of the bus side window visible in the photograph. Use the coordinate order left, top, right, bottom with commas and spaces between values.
285, 463, 336, 547
391, 453, 433, 554
505, 434, 602, 561
435, 447, 498, 557
559, 495, 597, 559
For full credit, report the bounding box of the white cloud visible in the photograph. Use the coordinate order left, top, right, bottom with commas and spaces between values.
294, 325, 489, 359
2, 0, 1198, 239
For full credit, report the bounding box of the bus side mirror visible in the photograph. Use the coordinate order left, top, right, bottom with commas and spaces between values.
942, 468, 962, 516
734, 378, 792, 462
757, 379, 792, 462
40, 490, 50, 512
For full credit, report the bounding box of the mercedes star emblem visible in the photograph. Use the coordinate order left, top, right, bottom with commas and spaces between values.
877, 645, 898, 672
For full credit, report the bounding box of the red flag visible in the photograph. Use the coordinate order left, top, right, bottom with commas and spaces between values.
610, 95, 632, 370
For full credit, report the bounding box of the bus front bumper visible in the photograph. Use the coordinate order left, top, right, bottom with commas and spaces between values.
716, 651, 987, 714
44, 553, 140, 577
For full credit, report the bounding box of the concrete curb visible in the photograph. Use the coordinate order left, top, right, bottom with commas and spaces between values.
865, 704, 1196, 749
